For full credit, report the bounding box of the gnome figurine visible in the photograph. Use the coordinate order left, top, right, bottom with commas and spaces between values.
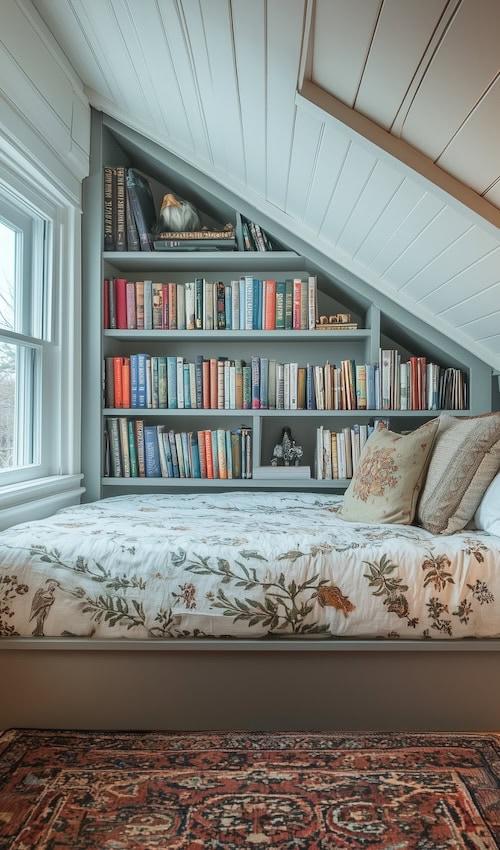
157, 193, 202, 232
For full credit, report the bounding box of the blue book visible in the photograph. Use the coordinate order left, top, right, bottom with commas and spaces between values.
130, 354, 139, 408
211, 429, 219, 478
167, 356, 177, 409
194, 354, 203, 409
181, 431, 191, 477
183, 363, 191, 409
137, 353, 150, 409
189, 432, 201, 478
144, 425, 161, 477
251, 355, 260, 409
252, 278, 260, 329
168, 430, 180, 477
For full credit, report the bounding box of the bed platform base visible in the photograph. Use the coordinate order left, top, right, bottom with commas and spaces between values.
1, 639, 499, 732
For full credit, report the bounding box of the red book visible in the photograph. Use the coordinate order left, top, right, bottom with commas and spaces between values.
103, 278, 109, 329
113, 357, 123, 408
202, 360, 210, 409
292, 279, 302, 330
114, 278, 128, 329
209, 358, 218, 409
162, 283, 169, 329
264, 279, 276, 330
204, 430, 214, 479
121, 357, 131, 409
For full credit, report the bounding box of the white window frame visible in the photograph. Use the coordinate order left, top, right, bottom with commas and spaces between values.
0, 143, 84, 525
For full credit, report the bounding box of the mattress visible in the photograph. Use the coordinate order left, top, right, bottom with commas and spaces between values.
0, 491, 499, 640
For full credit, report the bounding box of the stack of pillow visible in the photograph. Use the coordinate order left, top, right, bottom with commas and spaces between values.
340, 412, 500, 534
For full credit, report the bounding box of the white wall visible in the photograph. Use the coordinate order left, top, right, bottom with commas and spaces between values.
1, 0, 90, 200
0, 0, 91, 526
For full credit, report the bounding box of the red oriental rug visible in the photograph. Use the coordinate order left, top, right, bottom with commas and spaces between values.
0, 730, 499, 849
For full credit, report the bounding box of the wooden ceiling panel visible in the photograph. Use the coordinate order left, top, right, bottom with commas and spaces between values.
335, 160, 404, 257
400, 226, 497, 301
440, 284, 500, 330
318, 144, 378, 244
399, 0, 500, 162
231, 0, 267, 196
354, 179, 425, 265
299, 120, 351, 233
265, 0, 306, 208
355, 0, 449, 129
420, 248, 500, 314
368, 193, 444, 275
311, 0, 381, 106
390, 206, 472, 294
437, 77, 500, 196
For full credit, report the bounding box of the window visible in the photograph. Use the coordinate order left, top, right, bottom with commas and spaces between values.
0, 192, 48, 479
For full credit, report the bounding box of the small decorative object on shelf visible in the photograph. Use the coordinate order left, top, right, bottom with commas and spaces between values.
156, 193, 202, 232
315, 313, 358, 330
271, 426, 304, 466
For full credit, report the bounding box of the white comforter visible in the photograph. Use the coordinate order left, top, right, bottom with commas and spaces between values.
0, 491, 498, 640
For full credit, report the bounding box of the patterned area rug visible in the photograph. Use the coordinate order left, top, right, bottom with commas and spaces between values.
0, 730, 499, 849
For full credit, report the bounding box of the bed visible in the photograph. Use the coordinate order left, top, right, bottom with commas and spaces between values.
1, 489, 500, 732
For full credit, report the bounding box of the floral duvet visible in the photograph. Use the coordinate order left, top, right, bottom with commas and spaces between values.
0, 491, 499, 640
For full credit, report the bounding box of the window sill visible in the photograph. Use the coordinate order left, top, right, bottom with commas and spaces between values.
0, 474, 85, 530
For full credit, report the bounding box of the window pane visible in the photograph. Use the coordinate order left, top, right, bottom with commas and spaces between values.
0, 221, 15, 333
0, 340, 37, 470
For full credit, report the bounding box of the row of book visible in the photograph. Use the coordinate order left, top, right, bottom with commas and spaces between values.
103, 275, 318, 332
241, 217, 275, 252
105, 418, 253, 480
104, 166, 157, 252
378, 350, 467, 411
103, 352, 468, 412
314, 422, 388, 480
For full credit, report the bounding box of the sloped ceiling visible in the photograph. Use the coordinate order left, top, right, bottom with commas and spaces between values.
30, 0, 500, 371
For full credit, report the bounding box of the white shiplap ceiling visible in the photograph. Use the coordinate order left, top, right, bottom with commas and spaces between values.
30, 0, 500, 370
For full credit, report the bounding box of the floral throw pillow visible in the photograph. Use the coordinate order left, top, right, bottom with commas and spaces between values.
339, 419, 439, 525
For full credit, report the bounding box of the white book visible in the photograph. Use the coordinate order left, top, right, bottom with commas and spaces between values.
245, 275, 254, 330
276, 363, 284, 409
231, 280, 240, 330
176, 356, 184, 409
308, 275, 317, 329
283, 362, 290, 409
315, 426, 323, 479
289, 362, 298, 409
322, 427, 332, 479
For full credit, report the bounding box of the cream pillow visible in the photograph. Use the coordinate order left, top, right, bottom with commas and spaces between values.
473, 472, 500, 536
340, 419, 439, 525
417, 413, 500, 535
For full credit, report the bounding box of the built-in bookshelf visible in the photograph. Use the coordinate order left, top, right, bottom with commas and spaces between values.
81, 111, 494, 503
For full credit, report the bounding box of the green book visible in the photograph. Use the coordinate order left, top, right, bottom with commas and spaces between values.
275, 281, 285, 329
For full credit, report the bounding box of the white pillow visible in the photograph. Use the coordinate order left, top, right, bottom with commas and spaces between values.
474, 473, 500, 536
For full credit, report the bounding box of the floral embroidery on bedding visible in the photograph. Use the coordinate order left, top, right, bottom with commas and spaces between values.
0, 492, 498, 640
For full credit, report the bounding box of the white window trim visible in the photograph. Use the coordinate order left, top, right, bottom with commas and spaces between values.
0, 132, 84, 527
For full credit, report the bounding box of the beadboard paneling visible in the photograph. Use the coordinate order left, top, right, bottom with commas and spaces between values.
26, 0, 500, 371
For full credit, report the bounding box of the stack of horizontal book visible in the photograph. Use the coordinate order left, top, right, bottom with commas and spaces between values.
153, 229, 236, 251
253, 465, 311, 479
